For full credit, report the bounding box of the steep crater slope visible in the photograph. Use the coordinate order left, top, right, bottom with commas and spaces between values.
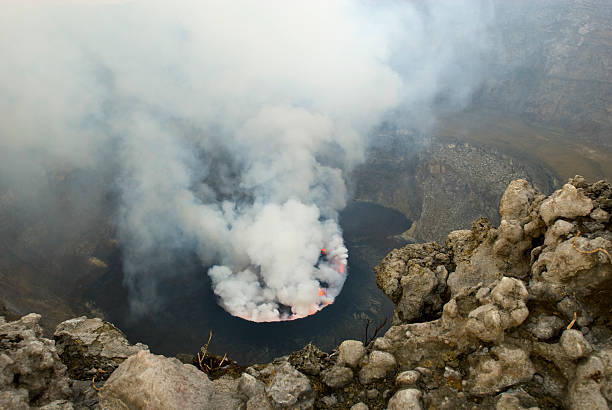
353, 130, 559, 244
478, 0, 612, 149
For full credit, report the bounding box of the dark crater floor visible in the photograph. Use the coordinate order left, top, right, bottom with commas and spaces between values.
84, 201, 411, 364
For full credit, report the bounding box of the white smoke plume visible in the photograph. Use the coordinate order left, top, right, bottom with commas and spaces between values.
0, 0, 493, 321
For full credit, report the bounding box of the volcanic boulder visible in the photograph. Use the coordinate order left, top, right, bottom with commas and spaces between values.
98, 350, 243, 410
337, 340, 366, 368
321, 366, 354, 389
358, 350, 397, 385
387, 388, 423, 410
539, 183, 593, 225
0, 314, 71, 408
54, 316, 148, 380
262, 361, 314, 409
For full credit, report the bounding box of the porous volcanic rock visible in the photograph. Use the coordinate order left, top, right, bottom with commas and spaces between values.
261, 360, 314, 409
539, 183, 593, 225
337, 340, 366, 368
238, 373, 265, 400
495, 390, 539, 410
358, 350, 397, 384
524, 314, 566, 341
98, 350, 242, 410
0, 313, 71, 408
370, 176, 611, 409
499, 179, 537, 222
568, 355, 609, 409
560, 329, 593, 360
468, 344, 535, 395
54, 316, 148, 380
387, 388, 423, 410
288, 342, 326, 376
321, 365, 353, 389
396, 370, 419, 386
375, 242, 451, 324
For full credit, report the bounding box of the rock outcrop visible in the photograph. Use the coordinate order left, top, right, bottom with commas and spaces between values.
370, 176, 611, 409
1, 176, 610, 409
98, 350, 245, 410
54, 316, 148, 380
0, 314, 71, 408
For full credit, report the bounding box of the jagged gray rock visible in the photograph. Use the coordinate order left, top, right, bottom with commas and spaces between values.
239, 373, 265, 399
543, 219, 574, 246
396, 370, 420, 386
263, 361, 314, 409
466, 304, 504, 342
337, 340, 366, 368
372, 177, 610, 408
499, 179, 537, 222
358, 350, 397, 384
0, 313, 71, 407
375, 242, 450, 323
559, 329, 592, 360
288, 342, 325, 376
524, 315, 566, 341
469, 345, 535, 396
395, 264, 438, 323
98, 350, 242, 410
446, 221, 501, 297
54, 316, 148, 379
387, 388, 422, 410
539, 183, 593, 225
490, 278, 529, 325
213, 376, 246, 409
0, 389, 30, 410
465, 277, 529, 342
495, 390, 539, 410
598, 347, 612, 403
321, 365, 353, 389
534, 236, 611, 283
320, 395, 337, 407
591, 207, 610, 223
246, 393, 273, 410
37, 399, 75, 409
568, 355, 608, 410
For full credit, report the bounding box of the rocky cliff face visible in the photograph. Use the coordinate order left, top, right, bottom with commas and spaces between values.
353, 132, 559, 244
476, 0, 612, 149
2, 176, 609, 409
0, 168, 117, 332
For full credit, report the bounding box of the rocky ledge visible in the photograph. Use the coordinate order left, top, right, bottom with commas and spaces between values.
1, 176, 610, 409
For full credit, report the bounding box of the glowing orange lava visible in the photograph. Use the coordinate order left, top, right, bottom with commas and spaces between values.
233, 249, 347, 322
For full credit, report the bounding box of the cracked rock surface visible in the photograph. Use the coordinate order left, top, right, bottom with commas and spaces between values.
54, 316, 148, 380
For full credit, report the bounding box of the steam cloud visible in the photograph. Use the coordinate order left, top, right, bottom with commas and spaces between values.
0, 1, 493, 321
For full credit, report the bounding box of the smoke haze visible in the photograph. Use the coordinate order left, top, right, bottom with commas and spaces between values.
0, 0, 493, 321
